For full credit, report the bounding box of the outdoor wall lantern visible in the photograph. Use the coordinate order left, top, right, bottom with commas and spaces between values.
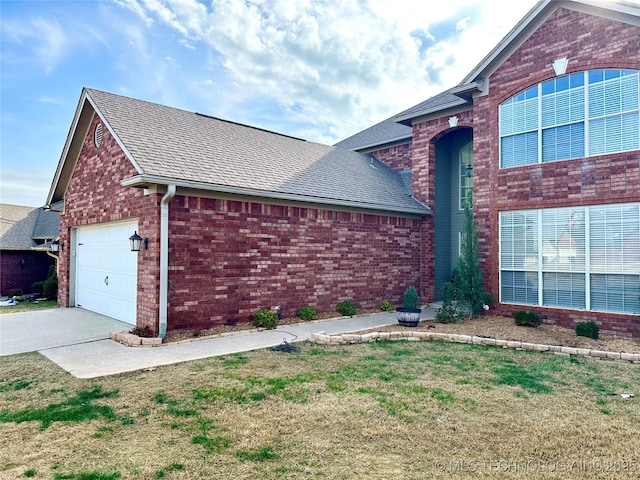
50, 240, 60, 253
466, 163, 474, 178
129, 231, 148, 252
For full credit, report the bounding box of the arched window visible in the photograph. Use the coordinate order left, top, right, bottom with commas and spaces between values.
499, 69, 639, 168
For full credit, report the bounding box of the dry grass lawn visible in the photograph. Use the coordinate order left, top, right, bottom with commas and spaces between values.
1, 337, 639, 479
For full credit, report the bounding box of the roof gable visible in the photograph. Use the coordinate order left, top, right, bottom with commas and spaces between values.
48, 89, 430, 216
461, 0, 640, 86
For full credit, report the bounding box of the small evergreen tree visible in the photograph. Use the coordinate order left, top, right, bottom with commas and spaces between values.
42, 265, 58, 300
451, 193, 492, 319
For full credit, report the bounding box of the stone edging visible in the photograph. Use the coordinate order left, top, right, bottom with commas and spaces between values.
308, 330, 640, 364
110, 331, 163, 347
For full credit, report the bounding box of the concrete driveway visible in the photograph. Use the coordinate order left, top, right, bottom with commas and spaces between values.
0, 307, 130, 356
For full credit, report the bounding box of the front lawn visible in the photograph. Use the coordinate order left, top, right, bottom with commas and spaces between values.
1, 340, 639, 479
0, 300, 57, 315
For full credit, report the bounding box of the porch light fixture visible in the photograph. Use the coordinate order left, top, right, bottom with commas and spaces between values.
466, 163, 474, 178
129, 231, 148, 252
50, 240, 60, 253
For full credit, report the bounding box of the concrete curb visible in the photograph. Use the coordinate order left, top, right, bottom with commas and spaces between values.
308, 330, 640, 364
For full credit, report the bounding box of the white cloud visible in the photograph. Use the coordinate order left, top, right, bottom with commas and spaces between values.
0, 167, 53, 207
113, 0, 154, 27
2, 17, 70, 74
113, 0, 538, 143
38, 97, 66, 106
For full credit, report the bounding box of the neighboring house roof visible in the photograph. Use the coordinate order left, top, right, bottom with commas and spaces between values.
32, 208, 60, 240
334, 114, 412, 151
0, 204, 59, 251
47, 89, 430, 216
336, 0, 639, 149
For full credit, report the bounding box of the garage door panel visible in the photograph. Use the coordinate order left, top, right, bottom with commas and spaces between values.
76, 221, 137, 325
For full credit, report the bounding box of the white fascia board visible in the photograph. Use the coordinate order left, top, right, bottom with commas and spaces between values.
121, 175, 432, 217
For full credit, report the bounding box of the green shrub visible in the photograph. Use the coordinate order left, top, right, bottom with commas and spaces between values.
336, 300, 356, 317
435, 302, 463, 324
43, 265, 58, 300
514, 310, 541, 328
379, 300, 394, 312
252, 309, 278, 329
31, 281, 45, 295
576, 320, 599, 339
435, 282, 464, 324
403, 287, 420, 310
298, 305, 317, 321
8, 288, 23, 297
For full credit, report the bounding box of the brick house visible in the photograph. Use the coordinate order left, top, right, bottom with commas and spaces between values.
0, 204, 59, 296
46, 89, 430, 336
337, 0, 640, 336
47, 0, 639, 338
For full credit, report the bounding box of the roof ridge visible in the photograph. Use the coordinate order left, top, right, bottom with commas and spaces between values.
85, 88, 309, 144
194, 112, 307, 142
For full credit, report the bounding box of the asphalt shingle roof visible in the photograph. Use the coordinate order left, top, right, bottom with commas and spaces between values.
334, 115, 412, 151
0, 204, 59, 250
33, 208, 60, 239
86, 89, 428, 214
393, 88, 466, 125
334, 88, 466, 151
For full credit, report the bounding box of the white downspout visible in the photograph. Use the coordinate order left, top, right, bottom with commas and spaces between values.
158, 184, 176, 340
45, 250, 59, 271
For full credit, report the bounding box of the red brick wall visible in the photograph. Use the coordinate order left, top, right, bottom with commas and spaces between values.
167, 196, 423, 331
0, 251, 54, 295
368, 143, 412, 171
471, 7, 640, 335
60, 111, 424, 334
59, 113, 161, 331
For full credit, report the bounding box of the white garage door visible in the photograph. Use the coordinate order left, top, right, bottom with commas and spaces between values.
76, 221, 138, 325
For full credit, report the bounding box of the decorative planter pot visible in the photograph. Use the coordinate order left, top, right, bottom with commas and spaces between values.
396, 308, 422, 327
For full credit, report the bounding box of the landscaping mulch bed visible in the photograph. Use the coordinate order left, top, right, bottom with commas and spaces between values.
165, 311, 640, 355
164, 310, 381, 343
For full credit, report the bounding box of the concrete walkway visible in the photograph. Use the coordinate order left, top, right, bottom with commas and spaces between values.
41, 307, 437, 379
0, 308, 131, 356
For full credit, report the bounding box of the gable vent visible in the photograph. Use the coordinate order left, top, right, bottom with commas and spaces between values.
94, 123, 103, 148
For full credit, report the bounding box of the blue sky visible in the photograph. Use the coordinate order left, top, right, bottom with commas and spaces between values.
0, 0, 543, 207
